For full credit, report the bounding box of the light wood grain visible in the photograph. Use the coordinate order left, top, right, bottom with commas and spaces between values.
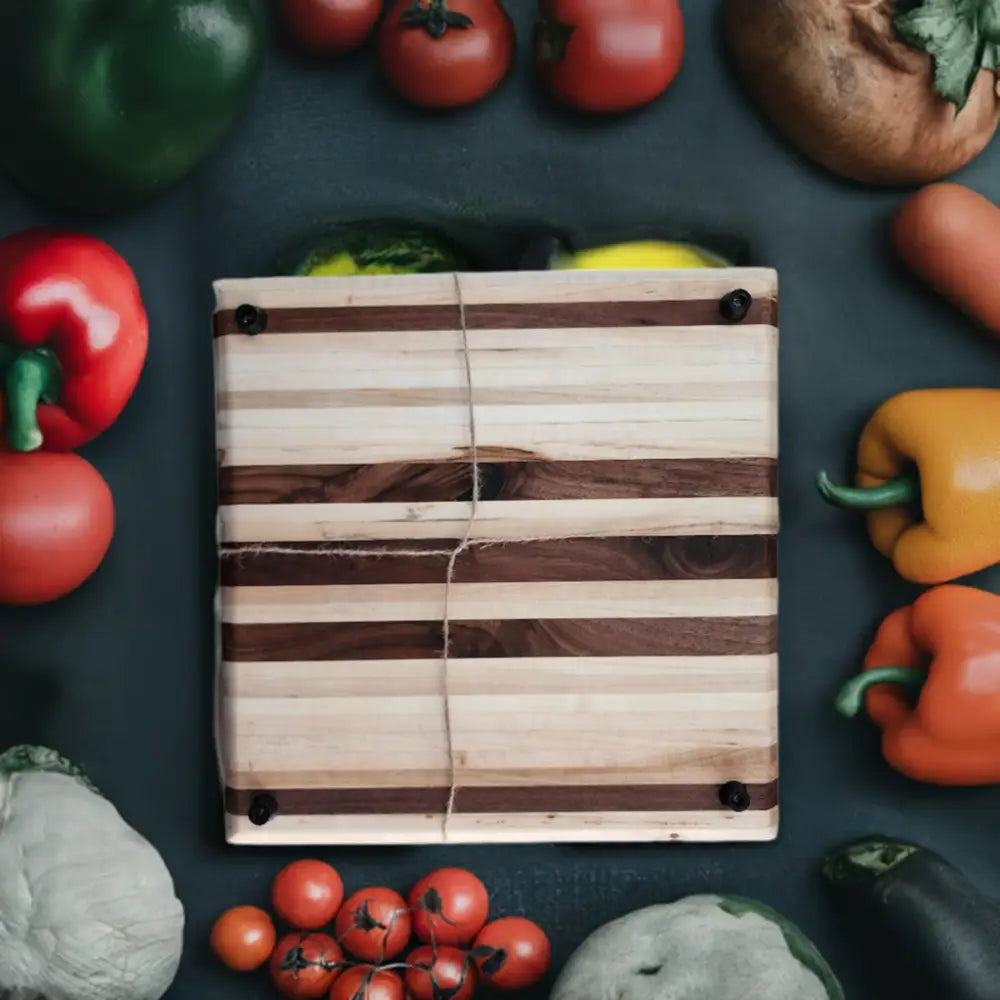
222, 654, 778, 698
221, 579, 777, 624
221, 497, 779, 541
226, 808, 779, 846
214, 268, 778, 311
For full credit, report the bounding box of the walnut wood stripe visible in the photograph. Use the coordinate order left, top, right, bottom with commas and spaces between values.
219, 457, 777, 505
220, 536, 776, 587
214, 298, 777, 337
221, 616, 777, 661
225, 780, 778, 816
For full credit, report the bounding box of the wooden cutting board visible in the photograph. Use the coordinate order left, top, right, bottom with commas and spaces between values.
213, 267, 780, 846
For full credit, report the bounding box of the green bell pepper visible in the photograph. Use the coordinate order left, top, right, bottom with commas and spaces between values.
0, 0, 265, 215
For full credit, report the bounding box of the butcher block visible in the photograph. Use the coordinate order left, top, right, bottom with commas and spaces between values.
212, 267, 780, 846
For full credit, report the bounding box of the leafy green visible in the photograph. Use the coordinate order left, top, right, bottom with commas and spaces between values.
894, 0, 1000, 110
0, 744, 99, 794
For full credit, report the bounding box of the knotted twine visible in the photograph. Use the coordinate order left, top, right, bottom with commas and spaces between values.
223, 275, 479, 841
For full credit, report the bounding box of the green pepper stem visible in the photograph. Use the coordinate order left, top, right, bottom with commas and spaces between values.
3, 348, 62, 452
835, 666, 928, 718
816, 470, 920, 510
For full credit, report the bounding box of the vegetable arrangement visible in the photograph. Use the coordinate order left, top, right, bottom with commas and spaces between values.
723, 0, 1000, 185
823, 837, 1000, 1000
275, 0, 685, 113
0, 745, 184, 1000
211, 862, 551, 999
550, 895, 843, 1000
0, 227, 147, 605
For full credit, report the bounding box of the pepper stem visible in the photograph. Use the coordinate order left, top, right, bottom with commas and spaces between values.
816, 470, 920, 510
835, 666, 928, 718
2, 347, 62, 452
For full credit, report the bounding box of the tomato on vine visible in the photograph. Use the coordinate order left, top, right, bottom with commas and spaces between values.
378, 0, 515, 109
473, 917, 551, 990
405, 945, 477, 1000
334, 887, 412, 961
270, 932, 344, 999
409, 868, 490, 946
534, 0, 685, 113
329, 966, 405, 1000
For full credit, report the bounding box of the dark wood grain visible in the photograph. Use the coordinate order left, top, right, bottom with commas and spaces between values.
219, 462, 473, 505
225, 780, 778, 816
220, 536, 777, 587
219, 457, 777, 504
222, 616, 777, 661
213, 296, 777, 337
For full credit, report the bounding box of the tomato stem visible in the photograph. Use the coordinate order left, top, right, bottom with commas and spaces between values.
400, 0, 473, 38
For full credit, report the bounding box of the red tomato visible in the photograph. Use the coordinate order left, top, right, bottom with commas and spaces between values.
378, 0, 515, 109
278, 0, 382, 56
210, 905, 277, 971
409, 868, 489, 946
405, 945, 476, 1000
0, 452, 113, 605
334, 886, 412, 962
272, 860, 345, 930
534, 0, 684, 113
329, 966, 405, 1000
271, 933, 344, 999
473, 918, 551, 991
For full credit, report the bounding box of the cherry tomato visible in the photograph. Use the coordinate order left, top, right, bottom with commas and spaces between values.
378, 0, 515, 109
210, 905, 277, 971
405, 945, 476, 1000
334, 886, 412, 962
271, 933, 344, 999
272, 860, 345, 930
278, 0, 382, 56
0, 452, 113, 606
329, 966, 405, 1000
473, 918, 551, 991
534, 0, 685, 113
409, 868, 489, 946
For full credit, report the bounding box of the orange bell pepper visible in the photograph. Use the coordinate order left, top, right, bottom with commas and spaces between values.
835, 585, 1000, 786
817, 388, 1000, 584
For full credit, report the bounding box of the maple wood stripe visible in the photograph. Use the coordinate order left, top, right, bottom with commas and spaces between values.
213, 298, 777, 337
218, 457, 778, 504
225, 780, 778, 816
221, 616, 777, 661
220, 536, 777, 587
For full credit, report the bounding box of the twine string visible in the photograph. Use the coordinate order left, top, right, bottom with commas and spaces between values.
441, 272, 479, 840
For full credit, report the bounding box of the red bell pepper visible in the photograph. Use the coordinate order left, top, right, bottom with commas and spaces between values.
0, 227, 148, 452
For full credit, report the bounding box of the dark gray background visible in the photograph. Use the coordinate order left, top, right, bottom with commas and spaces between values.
2, 2, 999, 998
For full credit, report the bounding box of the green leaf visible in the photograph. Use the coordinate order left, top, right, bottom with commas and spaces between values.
894, 0, 1000, 109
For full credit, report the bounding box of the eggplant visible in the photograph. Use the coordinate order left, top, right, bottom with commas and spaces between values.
822, 838, 1000, 1000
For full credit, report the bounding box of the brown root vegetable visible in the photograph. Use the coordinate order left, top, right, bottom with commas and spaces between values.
723, 0, 1000, 186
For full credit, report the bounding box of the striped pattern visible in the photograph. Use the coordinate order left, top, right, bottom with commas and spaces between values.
214, 268, 780, 845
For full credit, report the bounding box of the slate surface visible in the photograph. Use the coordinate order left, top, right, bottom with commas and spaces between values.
2, 3, 1000, 998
